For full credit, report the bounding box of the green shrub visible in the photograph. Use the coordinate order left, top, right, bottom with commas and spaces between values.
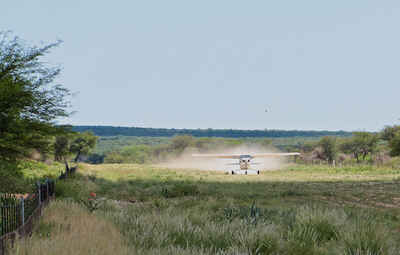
55, 180, 82, 200
55, 177, 97, 201
0, 161, 30, 193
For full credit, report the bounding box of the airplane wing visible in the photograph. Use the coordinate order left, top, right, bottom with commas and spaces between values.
192, 152, 300, 159
191, 154, 242, 159
251, 152, 300, 158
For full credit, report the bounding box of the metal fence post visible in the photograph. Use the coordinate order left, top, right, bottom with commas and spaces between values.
37, 181, 41, 207
46, 178, 49, 202
0, 198, 3, 236
20, 197, 25, 227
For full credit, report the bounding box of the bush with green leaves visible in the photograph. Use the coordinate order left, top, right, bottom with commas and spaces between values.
0, 160, 61, 193
0, 31, 70, 162
318, 137, 337, 164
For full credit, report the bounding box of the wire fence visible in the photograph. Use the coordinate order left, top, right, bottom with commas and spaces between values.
0, 179, 55, 255
0, 195, 21, 237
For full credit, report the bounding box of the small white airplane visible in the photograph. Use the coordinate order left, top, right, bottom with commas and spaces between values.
192, 152, 300, 175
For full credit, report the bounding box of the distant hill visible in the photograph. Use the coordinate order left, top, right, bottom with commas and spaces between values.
72, 126, 352, 138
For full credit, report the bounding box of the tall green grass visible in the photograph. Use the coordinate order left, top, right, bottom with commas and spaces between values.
101, 200, 399, 255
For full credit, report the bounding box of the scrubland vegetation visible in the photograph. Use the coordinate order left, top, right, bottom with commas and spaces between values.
7, 163, 400, 254
5, 120, 400, 254
80, 125, 400, 170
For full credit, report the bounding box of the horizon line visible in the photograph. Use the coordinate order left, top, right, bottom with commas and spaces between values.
67, 124, 361, 133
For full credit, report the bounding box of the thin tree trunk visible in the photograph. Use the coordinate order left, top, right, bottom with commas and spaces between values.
74, 150, 81, 163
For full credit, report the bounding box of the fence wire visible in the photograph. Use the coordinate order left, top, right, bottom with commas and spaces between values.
0, 179, 55, 255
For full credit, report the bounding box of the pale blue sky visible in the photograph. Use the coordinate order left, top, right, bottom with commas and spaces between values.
2, 1, 400, 131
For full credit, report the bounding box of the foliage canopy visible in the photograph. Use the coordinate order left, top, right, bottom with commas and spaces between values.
70, 131, 98, 162
0, 31, 70, 161
340, 132, 379, 162
318, 136, 337, 163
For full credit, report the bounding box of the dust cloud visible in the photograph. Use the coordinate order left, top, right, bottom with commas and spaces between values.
158, 145, 290, 172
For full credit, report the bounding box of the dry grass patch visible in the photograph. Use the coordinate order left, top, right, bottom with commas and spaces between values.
10, 200, 129, 255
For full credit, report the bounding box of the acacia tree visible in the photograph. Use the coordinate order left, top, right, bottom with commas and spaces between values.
0, 31, 70, 161
381, 125, 400, 142
340, 132, 379, 162
388, 131, 400, 157
70, 132, 98, 162
54, 132, 74, 162
318, 136, 337, 164
170, 135, 194, 154
380, 125, 400, 157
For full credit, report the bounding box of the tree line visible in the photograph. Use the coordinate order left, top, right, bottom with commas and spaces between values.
72, 125, 352, 138
95, 127, 400, 166
296, 127, 400, 166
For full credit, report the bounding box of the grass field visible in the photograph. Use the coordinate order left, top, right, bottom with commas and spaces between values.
11, 163, 400, 254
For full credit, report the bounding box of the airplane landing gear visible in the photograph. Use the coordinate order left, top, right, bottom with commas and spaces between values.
228, 170, 260, 175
